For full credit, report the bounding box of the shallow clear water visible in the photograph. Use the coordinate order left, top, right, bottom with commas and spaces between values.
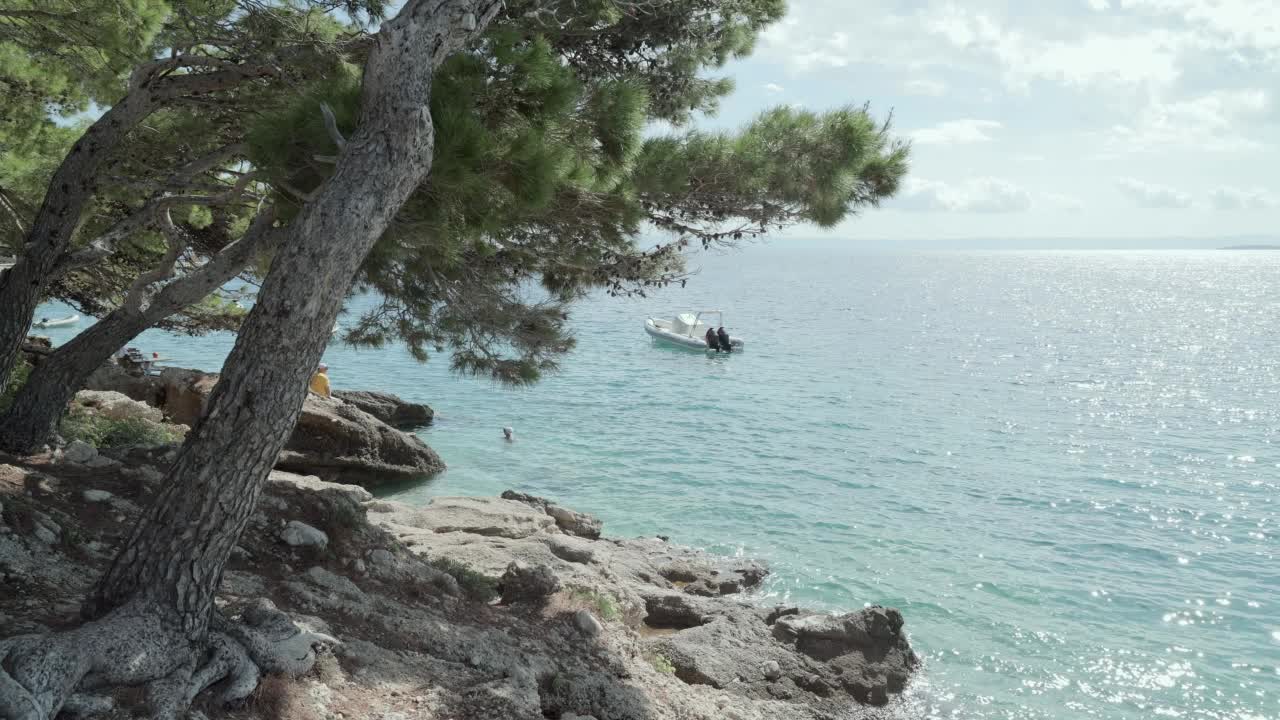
36, 249, 1280, 719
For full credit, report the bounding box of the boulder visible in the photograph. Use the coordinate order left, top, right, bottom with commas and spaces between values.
83, 364, 442, 486
158, 367, 219, 427
332, 390, 433, 428
500, 561, 561, 603
368, 496, 556, 540
657, 557, 767, 597
83, 362, 163, 406
643, 593, 711, 629
772, 606, 912, 662
544, 535, 595, 564
770, 607, 918, 706
62, 440, 97, 465
574, 609, 604, 637
545, 505, 603, 540
500, 490, 603, 539
33, 524, 58, 545
265, 471, 373, 507
275, 395, 444, 487
281, 521, 329, 549
82, 489, 114, 503
73, 390, 164, 423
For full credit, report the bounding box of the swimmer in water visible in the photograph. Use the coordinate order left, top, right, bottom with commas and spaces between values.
503, 427, 514, 441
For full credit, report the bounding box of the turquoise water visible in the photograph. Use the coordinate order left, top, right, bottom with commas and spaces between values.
36, 249, 1280, 719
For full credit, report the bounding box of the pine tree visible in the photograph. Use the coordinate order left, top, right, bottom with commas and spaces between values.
0, 3, 374, 452
0, 0, 381, 398
0, 3, 909, 716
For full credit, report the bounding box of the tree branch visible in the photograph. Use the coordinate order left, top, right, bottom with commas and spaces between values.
319, 103, 347, 150
145, 207, 280, 321
122, 209, 188, 312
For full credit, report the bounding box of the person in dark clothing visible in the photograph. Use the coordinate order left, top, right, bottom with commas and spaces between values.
705, 326, 720, 351
717, 326, 732, 353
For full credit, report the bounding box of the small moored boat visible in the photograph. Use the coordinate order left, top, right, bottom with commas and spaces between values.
32, 315, 79, 329
645, 311, 744, 352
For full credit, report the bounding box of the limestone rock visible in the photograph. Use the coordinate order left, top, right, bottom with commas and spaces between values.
304, 566, 366, 600
332, 390, 433, 428
545, 535, 595, 564
501, 490, 603, 538
545, 504, 603, 539
574, 609, 603, 637
500, 561, 561, 603
83, 361, 163, 405
281, 521, 329, 549
62, 440, 97, 464
82, 489, 113, 503
369, 496, 556, 540
266, 471, 372, 507
33, 524, 58, 545
72, 390, 163, 423
85, 455, 121, 469
84, 363, 442, 486
770, 607, 917, 704
276, 395, 444, 487
643, 593, 711, 629
157, 367, 219, 426
659, 557, 767, 597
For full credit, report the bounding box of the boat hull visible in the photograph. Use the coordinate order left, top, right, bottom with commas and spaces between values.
32, 315, 79, 329
645, 319, 744, 352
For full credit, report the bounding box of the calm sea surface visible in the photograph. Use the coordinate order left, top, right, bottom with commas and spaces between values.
37, 248, 1280, 719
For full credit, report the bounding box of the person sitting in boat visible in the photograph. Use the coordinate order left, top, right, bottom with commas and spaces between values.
705, 327, 720, 352
309, 363, 331, 399
717, 326, 732, 353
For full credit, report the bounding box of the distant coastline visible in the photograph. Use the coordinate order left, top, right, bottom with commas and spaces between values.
1220, 244, 1280, 250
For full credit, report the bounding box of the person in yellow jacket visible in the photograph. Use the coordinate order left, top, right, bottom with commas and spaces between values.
309, 363, 331, 398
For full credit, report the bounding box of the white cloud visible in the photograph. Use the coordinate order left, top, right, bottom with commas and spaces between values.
897, 177, 1034, 213
908, 119, 1003, 144
1116, 178, 1194, 208
904, 78, 947, 96
1041, 192, 1086, 212
741, 1, 1280, 238
1120, 0, 1280, 60
1105, 88, 1270, 152
1100, 88, 1269, 152
920, 6, 1190, 91
1209, 187, 1280, 209
763, 83, 785, 93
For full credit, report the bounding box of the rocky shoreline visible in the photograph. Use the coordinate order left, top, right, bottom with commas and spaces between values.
0, 453, 918, 720
4, 345, 919, 717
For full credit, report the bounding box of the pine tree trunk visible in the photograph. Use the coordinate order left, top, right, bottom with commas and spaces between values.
0, 312, 144, 453
0, 95, 155, 397
0, 58, 280, 399
84, 0, 502, 637
0, 211, 277, 454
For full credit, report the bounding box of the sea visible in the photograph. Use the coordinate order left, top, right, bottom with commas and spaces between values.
33, 247, 1280, 720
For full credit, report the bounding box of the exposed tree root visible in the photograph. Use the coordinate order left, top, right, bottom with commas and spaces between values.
0, 599, 337, 720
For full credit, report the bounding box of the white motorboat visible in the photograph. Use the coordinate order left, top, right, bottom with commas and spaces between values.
32, 315, 79, 329
645, 311, 744, 352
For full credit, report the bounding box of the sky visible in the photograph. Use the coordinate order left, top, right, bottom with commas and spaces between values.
685, 0, 1280, 242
